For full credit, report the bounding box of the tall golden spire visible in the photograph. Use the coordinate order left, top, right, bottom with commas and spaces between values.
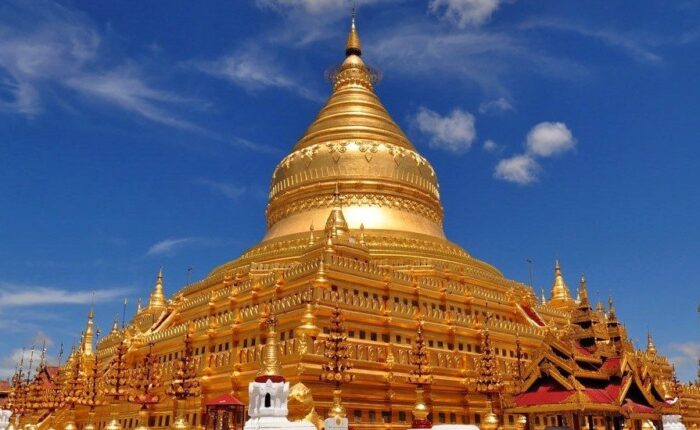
83, 307, 95, 356
345, 8, 361, 57
550, 260, 571, 303
646, 332, 657, 355
148, 267, 166, 310
258, 305, 282, 378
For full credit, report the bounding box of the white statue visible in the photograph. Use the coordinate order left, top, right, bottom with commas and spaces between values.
0, 410, 13, 430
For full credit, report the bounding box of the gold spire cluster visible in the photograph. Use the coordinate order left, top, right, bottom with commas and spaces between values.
474, 314, 504, 395
408, 321, 432, 429
166, 326, 200, 400
320, 300, 353, 418
103, 340, 129, 400
320, 301, 353, 386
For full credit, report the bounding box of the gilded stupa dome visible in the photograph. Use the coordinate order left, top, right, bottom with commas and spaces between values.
264, 17, 444, 241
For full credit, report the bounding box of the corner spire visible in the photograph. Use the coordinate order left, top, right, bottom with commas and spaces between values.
111, 315, 119, 335
257, 304, 283, 379
345, 8, 361, 57
82, 305, 95, 356
578, 274, 589, 306
325, 184, 349, 239
646, 331, 657, 355
148, 267, 166, 310
608, 297, 617, 321
550, 260, 572, 303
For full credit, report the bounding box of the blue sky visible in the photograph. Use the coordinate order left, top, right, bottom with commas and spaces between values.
1, 0, 699, 381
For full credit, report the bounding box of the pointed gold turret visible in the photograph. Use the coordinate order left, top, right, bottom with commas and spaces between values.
295, 287, 320, 339
83, 307, 95, 356
549, 260, 572, 304
647, 332, 657, 355
345, 10, 361, 57
257, 306, 283, 379
111, 316, 119, 335
148, 267, 166, 311
324, 184, 350, 239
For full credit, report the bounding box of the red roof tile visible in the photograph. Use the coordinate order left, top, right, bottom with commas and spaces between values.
602, 357, 620, 371
622, 400, 654, 414
519, 305, 546, 327
514, 384, 574, 406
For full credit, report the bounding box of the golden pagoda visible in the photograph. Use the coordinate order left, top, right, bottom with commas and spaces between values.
29, 12, 700, 430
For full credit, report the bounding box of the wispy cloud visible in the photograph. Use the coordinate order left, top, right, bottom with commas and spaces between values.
230, 137, 281, 155
0, 0, 206, 130
65, 68, 206, 131
428, 0, 510, 28
479, 97, 514, 114
193, 48, 323, 102
413, 107, 477, 153
370, 21, 588, 95
0, 283, 126, 307
483, 139, 500, 153
669, 341, 700, 366
494, 121, 576, 185
521, 19, 663, 64
195, 179, 247, 200
255, 0, 395, 45
668, 341, 700, 382
146, 238, 198, 257
0, 332, 58, 378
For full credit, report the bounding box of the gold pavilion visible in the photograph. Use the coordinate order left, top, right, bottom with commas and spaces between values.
6, 15, 700, 430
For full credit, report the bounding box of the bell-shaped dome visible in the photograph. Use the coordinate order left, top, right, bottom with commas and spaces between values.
264, 17, 444, 241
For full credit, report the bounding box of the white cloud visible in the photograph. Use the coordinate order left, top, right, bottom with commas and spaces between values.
146, 238, 197, 256
193, 49, 322, 102
0, 333, 58, 378
428, 0, 508, 28
0, 0, 204, 130
483, 139, 499, 152
196, 179, 247, 200
669, 341, 700, 366
414, 107, 476, 153
494, 154, 539, 184
525, 121, 576, 157
0, 284, 125, 307
478, 97, 513, 114
493, 121, 575, 185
